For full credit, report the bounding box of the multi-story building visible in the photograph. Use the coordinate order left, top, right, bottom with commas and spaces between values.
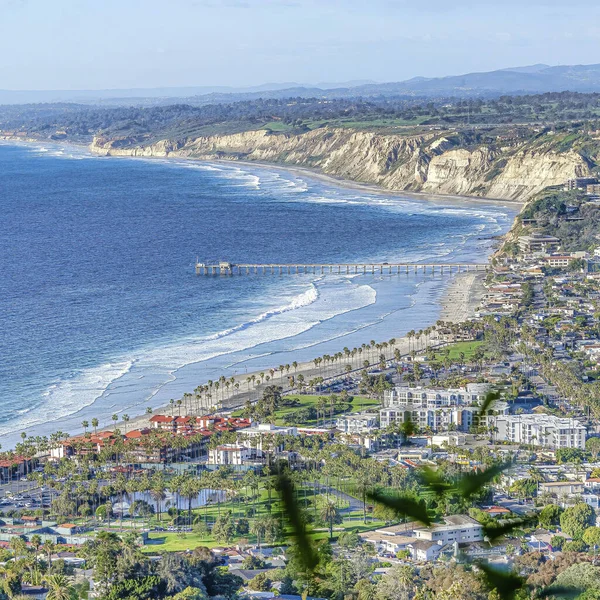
380, 405, 480, 432
383, 384, 490, 409
414, 516, 483, 545
335, 412, 379, 434
241, 423, 297, 452
565, 177, 597, 191
495, 414, 586, 449
518, 234, 561, 253
380, 385, 504, 433
208, 444, 263, 466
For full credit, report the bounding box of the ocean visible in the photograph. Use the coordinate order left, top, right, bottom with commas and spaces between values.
0, 142, 518, 446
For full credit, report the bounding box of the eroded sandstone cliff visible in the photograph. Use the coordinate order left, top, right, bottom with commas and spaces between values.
89, 128, 592, 201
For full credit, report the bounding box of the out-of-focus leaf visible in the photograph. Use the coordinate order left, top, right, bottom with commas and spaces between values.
276, 472, 318, 572
418, 466, 454, 498
477, 390, 501, 418
400, 417, 415, 438
477, 562, 525, 600
483, 515, 536, 541
457, 462, 512, 499
367, 490, 432, 526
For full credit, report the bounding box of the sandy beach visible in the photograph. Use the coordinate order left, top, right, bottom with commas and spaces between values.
216, 157, 523, 208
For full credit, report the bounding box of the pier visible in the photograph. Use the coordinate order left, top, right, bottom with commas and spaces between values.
195, 261, 489, 276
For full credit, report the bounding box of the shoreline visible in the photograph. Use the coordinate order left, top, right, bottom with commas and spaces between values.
64, 270, 488, 441
0, 136, 524, 209
0, 140, 506, 448
215, 157, 523, 208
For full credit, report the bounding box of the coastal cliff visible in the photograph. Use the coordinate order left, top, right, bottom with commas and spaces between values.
90, 128, 591, 201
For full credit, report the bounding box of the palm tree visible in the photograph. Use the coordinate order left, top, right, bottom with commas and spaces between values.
45, 574, 74, 600
81, 421, 89, 434
320, 499, 341, 540
91, 418, 99, 434
150, 475, 167, 522
111, 413, 119, 431
122, 414, 130, 432
43, 540, 56, 573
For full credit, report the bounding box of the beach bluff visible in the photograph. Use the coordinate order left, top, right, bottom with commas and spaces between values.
90, 126, 590, 202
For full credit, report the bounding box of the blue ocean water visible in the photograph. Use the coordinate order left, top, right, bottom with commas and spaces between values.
0, 142, 518, 445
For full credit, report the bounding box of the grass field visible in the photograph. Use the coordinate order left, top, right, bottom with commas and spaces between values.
144, 517, 388, 552
432, 341, 484, 362
272, 394, 380, 425
141, 480, 387, 552
232, 394, 380, 426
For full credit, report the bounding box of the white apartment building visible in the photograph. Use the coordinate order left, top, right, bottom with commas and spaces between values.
380, 384, 501, 433
494, 414, 586, 449
335, 412, 379, 434
383, 384, 490, 409
414, 522, 483, 545
380, 405, 476, 432
380, 404, 508, 433
241, 423, 298, 451
208, 444, 263, 465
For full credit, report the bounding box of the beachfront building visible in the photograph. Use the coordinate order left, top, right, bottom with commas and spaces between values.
383, 384, 490, 409
380, 384, 505, 433
518, 234, 561, 253
494, 414, 586, 449
380, 405, 480, 432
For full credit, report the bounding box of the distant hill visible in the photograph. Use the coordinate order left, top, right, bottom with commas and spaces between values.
353, 63, 600, 96
3, 64, 600, 105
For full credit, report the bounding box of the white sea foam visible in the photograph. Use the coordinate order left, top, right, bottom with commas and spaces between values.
0, 360, 134, 437
1, 279, 376, 439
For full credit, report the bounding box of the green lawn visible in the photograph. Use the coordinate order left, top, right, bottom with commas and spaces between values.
271, 394, 380, 425
233, 394, 380, 426
261, 121, 294, 132
141, 481, 385, 552
432, 341, 483, 362
144, 517, 389, 552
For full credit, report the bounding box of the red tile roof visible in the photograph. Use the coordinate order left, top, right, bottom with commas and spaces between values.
150, 415, 174, 423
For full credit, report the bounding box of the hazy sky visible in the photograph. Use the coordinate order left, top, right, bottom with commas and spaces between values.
1, 0, 600, 90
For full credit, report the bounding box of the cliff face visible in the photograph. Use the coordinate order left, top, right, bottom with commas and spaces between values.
90, 128, 591, 201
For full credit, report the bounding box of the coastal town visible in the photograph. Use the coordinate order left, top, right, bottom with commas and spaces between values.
1, 176, 600, 599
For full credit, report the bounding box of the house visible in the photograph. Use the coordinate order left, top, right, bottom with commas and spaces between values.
539, 481, 585, 497
581, 494, 600, 510
0, 456, 35, 482
241, 423, 297, 451
148, 415, 175, 430
484, 506, 512, 518
408, 540, 442, 562
565, 177, 597, 190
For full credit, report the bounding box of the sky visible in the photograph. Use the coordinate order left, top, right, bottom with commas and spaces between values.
1, 0, 600, 90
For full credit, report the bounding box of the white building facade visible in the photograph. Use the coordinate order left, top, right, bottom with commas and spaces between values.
494, 414, 586, 449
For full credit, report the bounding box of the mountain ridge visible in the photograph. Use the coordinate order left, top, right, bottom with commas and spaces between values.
3, 63, 600, 106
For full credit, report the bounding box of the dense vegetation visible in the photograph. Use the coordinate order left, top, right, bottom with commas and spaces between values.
4, 91, 600, 142
517, 189, 600, 252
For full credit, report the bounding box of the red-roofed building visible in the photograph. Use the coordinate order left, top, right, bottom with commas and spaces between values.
484, 506, 512, 517
149, 415, 175, 430
0, 456, 35, 482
